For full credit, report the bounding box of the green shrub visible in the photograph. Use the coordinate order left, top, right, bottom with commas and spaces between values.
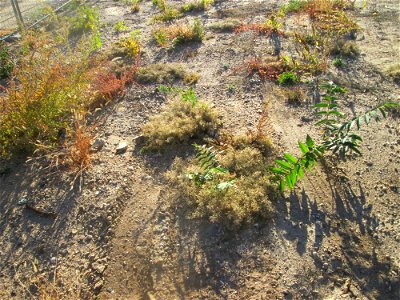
116, 30, 141, 58
181, 0, 214, 12
333, 57, 344, 67
69, 4, 100, 35
114, 21, 129, 32
277, 71, 298, 85
0, 33, 98, 157
0, 41, 13, 79
153, 6, 183, 22
141, 88, 220, 150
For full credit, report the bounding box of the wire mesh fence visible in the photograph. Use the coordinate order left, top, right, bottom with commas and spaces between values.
0, 0, 72, 36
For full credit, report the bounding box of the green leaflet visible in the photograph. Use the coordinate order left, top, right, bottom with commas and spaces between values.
188, 144, 235, 191
270, 82, 398, 191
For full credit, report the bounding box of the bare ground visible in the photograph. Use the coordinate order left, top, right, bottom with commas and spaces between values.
0, 0, 399, 299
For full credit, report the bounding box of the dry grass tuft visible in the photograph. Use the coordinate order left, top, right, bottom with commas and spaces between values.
245, 57, 287, 81
386, 64, 400, 83
208, 19, 242, 32
329, 39, 360, 58
141, 89, 220, 151
68, 114, 93, 171
167, 107, 276, 229
153, 19, 204, 47
135, 63, 199, 84
280, 86, 307, 104
168, 139, 276, 229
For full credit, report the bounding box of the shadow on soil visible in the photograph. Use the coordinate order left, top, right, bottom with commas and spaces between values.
275, 179, 398, 300
163, 175, 398, 299
0, 159, 81, 282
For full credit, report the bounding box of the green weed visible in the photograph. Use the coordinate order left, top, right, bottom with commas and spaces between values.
116, 30, 141, 58
280, 0, 308, 13
181, 0, 215, 12
114, 21, 129, 33
0, 41, 13, 79
271, 82, 399, 191
153, 6, 183, 22
68, 3, 100, 35
277, 71, 299, 85
333, 57, 344, 67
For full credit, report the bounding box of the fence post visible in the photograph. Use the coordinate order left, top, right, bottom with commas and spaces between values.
10, 0, 25, 31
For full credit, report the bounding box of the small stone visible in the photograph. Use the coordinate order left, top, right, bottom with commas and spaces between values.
91, 138, 105, 152
93, 279, 104, 291
133, 135, 146, 144
17, 198, 29, 206
116, 141, 128, 154
50, 257, 57, 264
92, 262, 107, 274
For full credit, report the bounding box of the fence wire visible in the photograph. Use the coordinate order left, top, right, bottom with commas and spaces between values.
0, 0, 73, 36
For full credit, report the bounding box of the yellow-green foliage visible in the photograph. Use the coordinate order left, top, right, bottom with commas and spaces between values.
153, 19, 204, 47
114, 21, 129, 32
135, 63, 199, 84
120, 0, 140, 10
153, 6, 184, 22
181, 0, 214, 12
142, 94, 220, 151
152, 0, 166, 10
68, 3, 100, 35
0, 32, 97, 156
116, 30, 141, 58
168, 139, 275, 229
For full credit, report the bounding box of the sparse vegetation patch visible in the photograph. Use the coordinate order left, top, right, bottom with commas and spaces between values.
153, 19, 204, 47
208, 19, 241, 32
168, 134, 275, 229
141, 87, 220, 151
135, 63, 199, 84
